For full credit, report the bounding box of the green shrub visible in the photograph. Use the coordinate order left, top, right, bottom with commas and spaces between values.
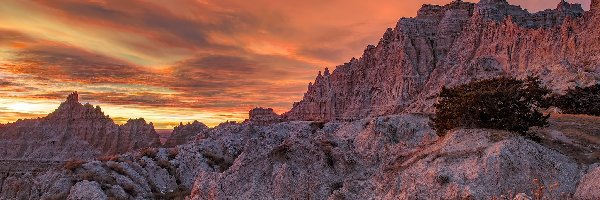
433, 76, 550, 137
551, 84, 600, 116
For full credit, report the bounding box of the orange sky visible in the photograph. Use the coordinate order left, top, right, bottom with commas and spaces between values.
0, 0, 591, 128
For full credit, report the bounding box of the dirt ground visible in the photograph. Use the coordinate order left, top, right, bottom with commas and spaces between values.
533, 114, 600, 165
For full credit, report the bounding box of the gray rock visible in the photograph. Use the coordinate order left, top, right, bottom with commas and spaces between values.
67, 180, 107, 200
574, 164, 600, 199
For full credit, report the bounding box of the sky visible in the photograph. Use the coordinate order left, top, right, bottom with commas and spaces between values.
0, 0, 591, 128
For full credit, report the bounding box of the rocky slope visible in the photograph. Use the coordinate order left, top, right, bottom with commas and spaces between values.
0, 92, 161, 160
284, 0, 600, 121
1, 114, 597, 199
1, 1, 599, 199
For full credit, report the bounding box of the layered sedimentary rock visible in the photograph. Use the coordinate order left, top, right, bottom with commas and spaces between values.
285, 0, 599, 121
163, 121, 209, 148
0, 92, 161, 160
246, 107, 282, 125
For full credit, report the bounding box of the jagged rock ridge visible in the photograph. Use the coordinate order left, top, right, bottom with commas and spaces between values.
164, 120, 209, 148
0, 92, 161, 160
285, 0, 600, 121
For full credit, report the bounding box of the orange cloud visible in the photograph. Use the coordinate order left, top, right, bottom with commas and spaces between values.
0, 0, 592, 128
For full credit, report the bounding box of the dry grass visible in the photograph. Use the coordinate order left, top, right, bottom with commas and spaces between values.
532, 114, 600, 164
492, 178, 560, 200
139, 147, 158, 159
167, 148, 179, 159
122, 183, 136, 195
97, 155, 119, 162
63, 159, 86, 171
269, 143, 291, 162
202, 151, 234, 172
157, 159, 171, 169
78, 171, 94, 181
107, 162, 127, 175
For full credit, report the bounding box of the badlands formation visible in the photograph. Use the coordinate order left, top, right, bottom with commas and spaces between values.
0, 0, 599, 199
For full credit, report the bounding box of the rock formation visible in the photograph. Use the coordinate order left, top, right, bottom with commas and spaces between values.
284, 0, 599, 121
246, 107, 282, 125
0, 1, 599, 199
575, 164, 600, 199
0, 92, 161, 160
163, 121, 209, 148
2, 113, 597, 199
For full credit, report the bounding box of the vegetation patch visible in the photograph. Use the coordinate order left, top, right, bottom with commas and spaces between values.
433, 76, 550, 138
310, 121, 326, 134
63, 159, 86, 171
202, 151, 233, 172
139, 147, 158, 159
551, 84, 600, 116
167, 148, 179, 159
270, 143, 292, 162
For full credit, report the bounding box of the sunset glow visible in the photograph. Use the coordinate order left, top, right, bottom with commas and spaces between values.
0, 0, 590, 128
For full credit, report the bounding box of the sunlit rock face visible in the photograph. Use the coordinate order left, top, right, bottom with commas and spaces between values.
285, 0, 599, 121
0, 92, 161, 160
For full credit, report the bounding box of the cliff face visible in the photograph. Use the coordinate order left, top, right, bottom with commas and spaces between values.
0, 92, 161, 160
285, 0, 599, 121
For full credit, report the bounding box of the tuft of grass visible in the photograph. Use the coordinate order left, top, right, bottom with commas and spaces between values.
64, 159, 86, 171
97, 155, 119, 162
157, 159, 171, 169
167, 148, 179, 159
202, 151, 233, 172
139, 147, 158, 159
107, 162, 127, 175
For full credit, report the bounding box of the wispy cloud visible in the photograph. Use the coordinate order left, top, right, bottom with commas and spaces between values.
0, 0, 591, 128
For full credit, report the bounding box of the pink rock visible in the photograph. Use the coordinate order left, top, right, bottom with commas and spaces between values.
247, 107, 282, 125
285, 0, 598, 121
0, 92, 161, 160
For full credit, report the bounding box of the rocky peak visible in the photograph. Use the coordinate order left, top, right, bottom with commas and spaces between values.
474, 0, 584, 27
0, 93, 161, 160
66, 91, 79, 103
49, 92, 107, 120
417, 0, 474, 19
164, 120, 209, 147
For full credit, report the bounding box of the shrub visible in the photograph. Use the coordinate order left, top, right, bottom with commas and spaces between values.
310, 121, 326, 134
167, 148, 179, 159
157, 159, 171, 169
107, 162, 127, 175
97, 155, 119, 162
139, 147, 158, 158
202, 151, 233, 172
77, 171, 95, 181
551, 84, 600, 116
64, 159, 86, 171
433, 76, 550, 137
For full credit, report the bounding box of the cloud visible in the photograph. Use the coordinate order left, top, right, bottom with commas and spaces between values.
0, 0, 592, 128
